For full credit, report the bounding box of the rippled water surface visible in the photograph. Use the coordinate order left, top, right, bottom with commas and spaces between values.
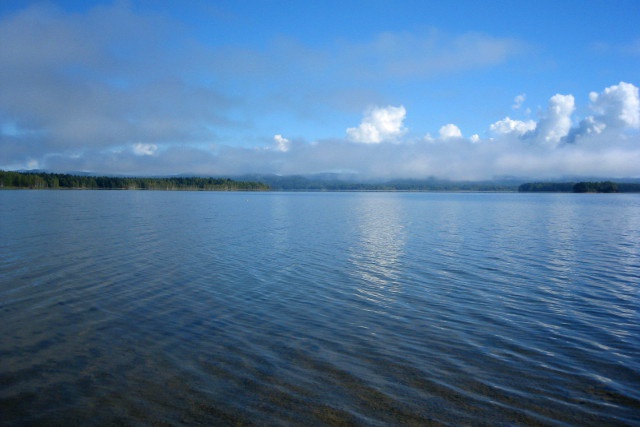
1, 191, 639, 425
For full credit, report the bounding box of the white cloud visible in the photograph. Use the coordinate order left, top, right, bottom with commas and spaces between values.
347, 105, 407, 143
40, 126, 640, 181
273, 134, 290, 152
512, 93, 526, 110
535, 94, 575, 145
490, 117, 536, 136
470, 134, 481, 143
133, 142, 157, 156
569, 116, 607, 142
439, 123, 462, 139
589, 81, 639, 129
567, 82, 639, 142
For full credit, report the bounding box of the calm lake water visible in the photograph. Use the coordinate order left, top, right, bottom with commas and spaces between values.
1, 191, 639, 426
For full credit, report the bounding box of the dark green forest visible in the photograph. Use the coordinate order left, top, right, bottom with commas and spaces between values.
0, 170, 269, 191
518, 181, 640, 193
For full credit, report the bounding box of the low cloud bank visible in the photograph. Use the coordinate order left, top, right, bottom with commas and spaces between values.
3, 82, 640, 181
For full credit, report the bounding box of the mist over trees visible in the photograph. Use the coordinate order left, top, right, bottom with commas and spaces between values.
243, 175, 521, 191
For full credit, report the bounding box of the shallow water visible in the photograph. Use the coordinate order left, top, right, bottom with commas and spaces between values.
1, 191, 639, 425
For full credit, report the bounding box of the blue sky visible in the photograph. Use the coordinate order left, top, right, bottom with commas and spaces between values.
1, 0, 639, 179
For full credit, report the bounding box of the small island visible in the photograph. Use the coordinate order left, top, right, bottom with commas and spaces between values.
0, 170, 269, 191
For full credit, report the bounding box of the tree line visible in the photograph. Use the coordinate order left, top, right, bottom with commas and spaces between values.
518, 181, 640, 193
0, 170, 269, 191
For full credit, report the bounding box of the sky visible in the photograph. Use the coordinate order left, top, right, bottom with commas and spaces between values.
1, 0, 640, 180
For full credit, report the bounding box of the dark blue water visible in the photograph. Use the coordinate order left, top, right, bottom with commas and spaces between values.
1, 191, 639, 425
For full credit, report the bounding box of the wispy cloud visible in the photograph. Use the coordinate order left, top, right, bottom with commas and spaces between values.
333, 29, 526, 80
210, 29, 525, 81
0, 2, 234, 151
592, 37, 640, 57
512, 94, 526, 110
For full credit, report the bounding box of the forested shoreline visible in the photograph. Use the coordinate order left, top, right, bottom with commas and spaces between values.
4, 170, 640, 193
0, 170, 269, 191
518, 181, 640, 193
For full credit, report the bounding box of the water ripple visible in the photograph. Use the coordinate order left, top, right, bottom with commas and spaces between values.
1, 191, 639, 425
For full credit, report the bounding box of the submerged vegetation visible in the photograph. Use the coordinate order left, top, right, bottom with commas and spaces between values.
0, 170, 269, 191
518, 181, 640, 193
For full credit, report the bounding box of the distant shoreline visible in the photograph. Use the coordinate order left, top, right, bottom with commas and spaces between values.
2, 170, 640, 193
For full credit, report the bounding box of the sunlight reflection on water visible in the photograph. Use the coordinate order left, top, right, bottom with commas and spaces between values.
350, 194, 406, 309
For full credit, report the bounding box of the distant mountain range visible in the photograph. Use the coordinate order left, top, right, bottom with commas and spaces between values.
233, 174, 524, 191
234, 173, 640, 192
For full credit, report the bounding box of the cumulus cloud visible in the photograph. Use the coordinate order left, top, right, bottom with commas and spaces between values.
490, 117, 537, 136
589, 81, 640, 129
439, 124, 463, 139
567, 82, 640, 142
488, 83, 639, 150
347, 105, 407, 143
533, 94, 575, 145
